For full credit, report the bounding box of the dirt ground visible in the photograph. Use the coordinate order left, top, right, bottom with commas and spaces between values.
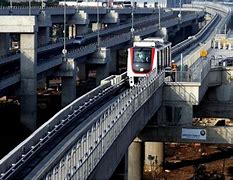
145, 143, 233, 180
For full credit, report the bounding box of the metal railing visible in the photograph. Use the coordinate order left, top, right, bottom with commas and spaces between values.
42, 69, 165, 180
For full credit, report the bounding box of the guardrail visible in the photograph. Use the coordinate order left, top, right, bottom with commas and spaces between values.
172, 13, 219, 56
0, 73, 126, 179
35, 69, 165, 180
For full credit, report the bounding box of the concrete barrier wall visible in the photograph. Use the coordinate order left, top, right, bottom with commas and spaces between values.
163, 82, 200, 105
0, 77, 112, 174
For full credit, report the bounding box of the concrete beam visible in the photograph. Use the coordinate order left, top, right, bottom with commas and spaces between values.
0, 16, 38, 33
139, 126, 233, 144
194, 101, 233, 118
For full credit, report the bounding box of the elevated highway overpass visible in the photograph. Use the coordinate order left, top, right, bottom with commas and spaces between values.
0, 9, 204, 92
0, 1, 232, 180
0, 6, 205, 131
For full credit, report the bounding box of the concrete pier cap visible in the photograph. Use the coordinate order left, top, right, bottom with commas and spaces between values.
88, 47, 111, 64
68, 11, 90, 25
0, 16, 38, 33
102, 10, 119, 24
37, 11, 52, 27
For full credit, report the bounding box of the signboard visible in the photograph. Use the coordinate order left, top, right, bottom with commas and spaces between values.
200, 49, 208, 57
181, 128, 206, 140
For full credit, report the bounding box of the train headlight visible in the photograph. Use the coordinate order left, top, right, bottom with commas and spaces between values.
140, 68, 144, 72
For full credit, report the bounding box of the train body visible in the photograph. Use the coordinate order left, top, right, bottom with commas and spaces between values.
127, 37, 172, 86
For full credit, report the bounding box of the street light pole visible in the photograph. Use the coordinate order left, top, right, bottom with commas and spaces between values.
62, 0, 67, 59
158, 5, 161, 29
29, 0, 31, 16
179, 0, 182, 20
10, 0, 12, 11
76, 0, 79, 11
131, 0, 135, 39
41, 0, 45, 10
97, 0, 100, 50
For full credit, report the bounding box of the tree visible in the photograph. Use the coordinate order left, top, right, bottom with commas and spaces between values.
0, 0, 9, 6
148, 155, 162, 180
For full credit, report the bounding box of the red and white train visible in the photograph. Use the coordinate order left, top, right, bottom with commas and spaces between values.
127, 37, 172, 86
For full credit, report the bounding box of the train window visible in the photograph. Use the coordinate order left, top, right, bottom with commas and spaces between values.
157, 51, 159, 71
134, 48, 151, 63
168, 47, 171, 64
164, 48, 167, 67
158, 50, 162, 72
160, 50, 163, 71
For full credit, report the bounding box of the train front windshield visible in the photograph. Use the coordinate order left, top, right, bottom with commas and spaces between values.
134, 48, 151, 63
132, 47, 152, 73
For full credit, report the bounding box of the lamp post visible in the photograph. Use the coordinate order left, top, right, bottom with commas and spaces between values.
178, 0, 182, 20
41, 0, 45, 10
29, 0, 31, 16
10, 0, 12, 11
131, 0, 135, 40
97, 0, 100, 50
158, 5, 161, 29
76, 0, 79, 11
62, 0, 67, 59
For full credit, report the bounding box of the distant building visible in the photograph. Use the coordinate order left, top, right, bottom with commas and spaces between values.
154, 0, 192, 8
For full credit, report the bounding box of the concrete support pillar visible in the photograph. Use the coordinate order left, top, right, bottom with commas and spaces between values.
0, 33, 10, 56
76, 24, 89, 35
20, 33, 37, 131
61, 75, 76, 107
72, 25, 76, 37
88, 47, 113, 85
56, 58, 77, 107
68, 25, 77, 38
77, 63, 86, 80
37, 11, 52, 45
128, 140, 142, 180
38, 26, 50, 46
96, 65, 108, 86
218, 41, 221, 49
92, 23, 102, 31
101, 10, 119, 24
69, 11, 90, 35
69, 25, 73, 39
229, 43, 232, 50
144, 142, 164, 175
192, 23, 199, 34
156, 27, 168, 39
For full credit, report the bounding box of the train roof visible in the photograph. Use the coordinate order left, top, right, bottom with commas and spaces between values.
133, 40, 171, 49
